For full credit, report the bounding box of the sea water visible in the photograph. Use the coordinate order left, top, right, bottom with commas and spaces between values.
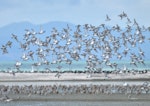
1, 61, 150, 106
0, 61, 150, 72
1, 101, 150, 106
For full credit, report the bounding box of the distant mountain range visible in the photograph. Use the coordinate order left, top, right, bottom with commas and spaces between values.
0, 21, 75, 42
0, 21, 150, 61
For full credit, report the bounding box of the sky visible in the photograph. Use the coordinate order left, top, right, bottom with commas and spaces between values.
0, 0, 150, 27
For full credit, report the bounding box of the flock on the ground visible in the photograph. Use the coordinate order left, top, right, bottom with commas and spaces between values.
1, 12, 150, 74
0, 82, 150, 102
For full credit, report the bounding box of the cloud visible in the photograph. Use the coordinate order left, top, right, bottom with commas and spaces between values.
0, 0, 150, 27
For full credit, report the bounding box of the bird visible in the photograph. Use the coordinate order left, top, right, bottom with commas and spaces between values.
117, 53, 122, 60
7, 68, 15, 76
21, 53, 29, 61
6, 41, 12, 48
55, 72, 61, 78
105, 14, 111, 21
31, 29, 37, 35
15, 61, 22, 71
31, 66, 35, 73
28, 51, 34, 60
130, 60, 137, 67
38, 26, 45, 34
118, 11, 127, 19
0, 12, 149, 76
5, 98, 13, 102
0, 95, 13, 102
138, 57, 145, 65
122, 11, 127, 17
123, 48, 130, 56
11, 33, 19, 42
1, 45, 8, 54
133, 19, 138, 26
138, 47, 145, 57
127, 17, 132, 24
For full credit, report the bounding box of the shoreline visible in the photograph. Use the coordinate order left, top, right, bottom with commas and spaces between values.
0, 72, 150, 81
1, 94, 150, 101
1, 72, 150, 102
0, 84, 150, 101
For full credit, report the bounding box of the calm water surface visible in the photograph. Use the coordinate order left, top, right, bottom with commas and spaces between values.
1, 101, 150, 106
0, 61, 150, 72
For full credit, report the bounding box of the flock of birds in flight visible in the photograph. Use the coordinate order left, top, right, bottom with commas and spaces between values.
1, 12, 150, 75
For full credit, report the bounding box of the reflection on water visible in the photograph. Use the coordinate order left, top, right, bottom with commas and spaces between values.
1, 101, 150, 106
